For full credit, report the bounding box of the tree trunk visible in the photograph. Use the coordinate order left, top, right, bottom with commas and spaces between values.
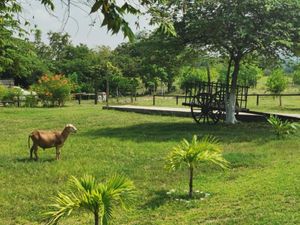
225, 58, 240, 124
94, 89, 98, 105
94, 211, 99, 225
225, 57, 233, 101
106, 76, 109, 106
189, 166, 194, 198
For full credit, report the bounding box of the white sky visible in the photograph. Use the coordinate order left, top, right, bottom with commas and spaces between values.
22, 0, 152, 49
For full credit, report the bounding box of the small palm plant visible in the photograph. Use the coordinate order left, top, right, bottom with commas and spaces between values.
267, 115, 298, 138
45, 174, 135, 225
166, 135, 229, 198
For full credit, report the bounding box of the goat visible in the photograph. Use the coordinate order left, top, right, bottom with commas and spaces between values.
28, 124, 77, 160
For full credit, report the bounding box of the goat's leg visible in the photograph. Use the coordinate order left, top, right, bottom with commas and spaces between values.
56, 147, 61, 160
33, 146, 39, 161
30, 146, 34, 159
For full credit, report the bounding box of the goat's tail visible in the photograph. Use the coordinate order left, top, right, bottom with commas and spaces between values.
28, 134, 31, 149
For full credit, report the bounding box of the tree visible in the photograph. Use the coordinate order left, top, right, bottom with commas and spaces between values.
173, 0, 300, 123
45, 175, 135, 225
166, 135, 229, 198
266, 69, 287, 94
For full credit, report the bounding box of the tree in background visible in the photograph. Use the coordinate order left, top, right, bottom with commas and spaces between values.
172, 0, 300, 123
266, 69, 287, 95
218, 64, 262, 88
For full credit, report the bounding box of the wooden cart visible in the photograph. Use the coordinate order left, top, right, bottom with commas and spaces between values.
182, 81, 249, 124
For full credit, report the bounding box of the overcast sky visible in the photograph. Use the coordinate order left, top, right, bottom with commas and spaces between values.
22, 0, 152, 49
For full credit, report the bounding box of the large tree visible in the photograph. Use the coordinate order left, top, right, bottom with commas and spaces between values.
172, 0, 300, 123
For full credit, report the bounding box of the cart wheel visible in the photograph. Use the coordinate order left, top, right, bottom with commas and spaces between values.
191, 93, 222, 124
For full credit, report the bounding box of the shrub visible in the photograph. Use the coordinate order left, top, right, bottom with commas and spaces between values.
266, 69, 287, 94
0, 84, 7, 100
24, 93, 39, 107
2, 87, 22, 102
267, 115, 298, 138
32, 74, 72, 107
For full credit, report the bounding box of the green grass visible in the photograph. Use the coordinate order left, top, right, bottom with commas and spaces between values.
0, 104, 299, 224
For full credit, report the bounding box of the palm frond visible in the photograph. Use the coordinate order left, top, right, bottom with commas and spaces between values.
45, 174, 135, 225
105, 175, 136, 209
44, 192, 80, 225
166, 135, 229, 171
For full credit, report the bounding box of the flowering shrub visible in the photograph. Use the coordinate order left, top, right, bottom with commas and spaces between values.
32, 74, 72, 106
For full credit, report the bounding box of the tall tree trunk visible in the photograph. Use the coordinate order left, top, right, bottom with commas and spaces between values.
225, 57, 233, 101
225, 58, 240, 124
106, 76, 109, 106
189, 166, 194, 198
94, 211, 99, 225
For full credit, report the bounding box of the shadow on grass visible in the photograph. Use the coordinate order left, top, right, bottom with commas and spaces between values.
82, 121, 273, 144
142, 189, 209, 209
142, 190, 170, 209
15, 157, 56, 163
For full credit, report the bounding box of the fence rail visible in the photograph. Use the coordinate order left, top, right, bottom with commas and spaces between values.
152, 93, 300, 107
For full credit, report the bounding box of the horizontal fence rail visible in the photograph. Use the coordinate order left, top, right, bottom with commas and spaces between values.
152, 93, 300, 107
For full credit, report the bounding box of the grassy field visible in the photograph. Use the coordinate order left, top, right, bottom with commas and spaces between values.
0, 104, 299, 225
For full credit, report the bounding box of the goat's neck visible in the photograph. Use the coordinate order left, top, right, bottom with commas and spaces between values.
61, 128, 71, 142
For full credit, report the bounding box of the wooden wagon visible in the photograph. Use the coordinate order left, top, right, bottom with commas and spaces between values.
182, 81, 249, 124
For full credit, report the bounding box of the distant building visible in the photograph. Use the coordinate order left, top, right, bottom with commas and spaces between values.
0, 79, 14, 87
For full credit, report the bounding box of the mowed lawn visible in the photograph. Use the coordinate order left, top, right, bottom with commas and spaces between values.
0, 104, 299, 225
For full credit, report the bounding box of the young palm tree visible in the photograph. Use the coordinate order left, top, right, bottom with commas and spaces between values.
166, 135, 229, 198
45, 174, 135, 225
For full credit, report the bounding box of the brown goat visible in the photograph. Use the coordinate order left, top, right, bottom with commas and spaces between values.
28, 124, 77, 160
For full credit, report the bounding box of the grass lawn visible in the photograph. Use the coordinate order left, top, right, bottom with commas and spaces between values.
0, 103, 299, 224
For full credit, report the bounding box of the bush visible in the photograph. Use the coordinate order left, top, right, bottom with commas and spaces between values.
2, 87, 22, 102
0, 84, 7, 100
24, 93, 39, 107
266, 69, 287, 94
32, 74, 72, 107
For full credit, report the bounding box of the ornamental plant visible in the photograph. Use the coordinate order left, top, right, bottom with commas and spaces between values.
267, 115, 298, 138
166, 135, 229, 198
45, 175, 135, 225
32, 74, 72, 106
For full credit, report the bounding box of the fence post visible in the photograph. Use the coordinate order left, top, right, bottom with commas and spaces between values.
17, 95, 20, 107
176, 96, 179, 105
153, 95, 155, 106
256, 95, 259, 106
78, 94, 81, 105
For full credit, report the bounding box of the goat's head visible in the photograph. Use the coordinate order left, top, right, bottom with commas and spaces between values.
65, 124, 77, 133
